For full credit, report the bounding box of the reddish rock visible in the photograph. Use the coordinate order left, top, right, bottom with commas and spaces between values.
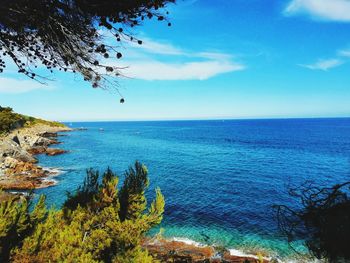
28, 147, 47, 155
144, 239, 213, 262
48, 140, 62, 145
45, 148, 67, 156
0, 176, 55, 190
0, 159, 56, 190
5, 159, 46, 177
223, 252, 270, 263
142, 238, 270, 263
29, 147, 67, 156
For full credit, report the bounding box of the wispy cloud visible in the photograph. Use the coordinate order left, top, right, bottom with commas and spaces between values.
116, 37, 246, 81
299, 45, 350, 71
129, 38, 184, 56
129, 38, 238, 60
285, 0, 350, 22
120, 60, 244, 81
299, 58, 343, 71
338, 49, 350, 57
0, 77, 53, 94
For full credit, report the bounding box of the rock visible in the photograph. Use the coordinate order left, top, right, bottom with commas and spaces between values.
28, 147, 67, 156
33, 136, 56, 147
144, 238, 214, 262
45, 148, 67, 156
0, 123, 71, 190
3, 157, 19, 169
12, 135, 20, 145
49, 140, 61, 145
28, 146, 47, 155
0, 176, 55, 190
5, 159, 45, 177
0, 140, 37, 163
16, 150, 37, 163
143, 238, 270, 263
40, 132, 58, 138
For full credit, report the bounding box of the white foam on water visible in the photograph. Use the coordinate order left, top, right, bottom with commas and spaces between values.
228, 248, 260, 259
41, 177, 58, 184
227, 250, 323, 263
40, 167, 67, 185
45, 167, 65, 176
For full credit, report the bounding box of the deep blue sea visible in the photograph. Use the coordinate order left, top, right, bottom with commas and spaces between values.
35, 118, 350, 260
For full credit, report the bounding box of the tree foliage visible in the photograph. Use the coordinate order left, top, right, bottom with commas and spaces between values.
274, 181, 350, 263
0, 0, 174, 93
0, 106, 26, 134
119, 162, 149, 221
0, 161, 165, 262
0, 105, 65, 135
0, 194, 47, 262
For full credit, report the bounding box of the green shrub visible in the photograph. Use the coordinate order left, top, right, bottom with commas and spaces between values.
0, 106, 26, 134
0, 162, 165, 262
0, 106, 66, 135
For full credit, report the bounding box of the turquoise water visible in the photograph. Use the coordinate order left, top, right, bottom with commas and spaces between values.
34, 118, 350, 259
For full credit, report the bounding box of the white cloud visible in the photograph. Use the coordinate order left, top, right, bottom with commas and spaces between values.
299, 58, 343, 71
285, 0, 350, 22
120, 60, 244, 81
0, 77, 53, 94
338, 49, 350, 57
130, 38, 184, 56
113, 37, 246, 81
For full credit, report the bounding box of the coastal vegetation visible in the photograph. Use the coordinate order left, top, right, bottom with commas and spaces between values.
0, 162, 165, 262
0, 106, 64, 135
0, 106, 26, 135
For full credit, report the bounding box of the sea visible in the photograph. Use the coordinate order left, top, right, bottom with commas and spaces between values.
34, 118, 350, 261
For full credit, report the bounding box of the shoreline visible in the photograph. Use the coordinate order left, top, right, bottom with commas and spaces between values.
143, 236, 318, 263
0, 124, 72, 191
143, 236, 272, 263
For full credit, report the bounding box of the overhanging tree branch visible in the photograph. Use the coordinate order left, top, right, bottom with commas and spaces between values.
0, 0, 174, 98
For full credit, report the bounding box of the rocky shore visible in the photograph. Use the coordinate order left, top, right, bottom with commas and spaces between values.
0, 124, 71, 190
143, 238, 271, 263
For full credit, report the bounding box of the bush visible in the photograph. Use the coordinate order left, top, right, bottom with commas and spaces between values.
0, 162, 165, 262
0, 106, 26, 134
0, 106, 66, 135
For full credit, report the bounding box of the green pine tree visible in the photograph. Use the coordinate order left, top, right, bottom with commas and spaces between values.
0, 162, 165, 262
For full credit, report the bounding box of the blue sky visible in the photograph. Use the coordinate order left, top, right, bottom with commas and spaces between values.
1, 0, 350, 121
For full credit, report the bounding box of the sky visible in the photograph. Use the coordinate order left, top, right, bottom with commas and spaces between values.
1, 0, 350, 121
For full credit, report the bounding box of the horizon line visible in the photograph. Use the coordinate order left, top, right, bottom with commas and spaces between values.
57, 116, 350, 123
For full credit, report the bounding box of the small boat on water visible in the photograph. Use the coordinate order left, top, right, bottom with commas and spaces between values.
99, 128, 104, 132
